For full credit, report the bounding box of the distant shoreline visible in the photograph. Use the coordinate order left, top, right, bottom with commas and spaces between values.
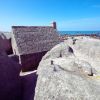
59, 31, 100, 35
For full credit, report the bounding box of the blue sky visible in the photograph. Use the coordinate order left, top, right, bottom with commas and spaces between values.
0, 0, 100, 31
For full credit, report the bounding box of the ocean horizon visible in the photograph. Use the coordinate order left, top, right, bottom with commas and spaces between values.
59, 31, 100, 35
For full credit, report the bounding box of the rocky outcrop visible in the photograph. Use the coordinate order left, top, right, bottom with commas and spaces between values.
0, 33, 21, 100
0, 32, 38, 100
0, 52, 38, 100
0, 32, 12, 54
64, 36, 100, 72
20, 70, 38, 100
34, 37, 100, 100
0, 53, 22, 100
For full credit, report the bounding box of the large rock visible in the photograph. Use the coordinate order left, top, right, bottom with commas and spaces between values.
0, 53, 22, 100
64, 36, 100, 72
0, 32, 12, 54
34, 38, 100, 100
0, 32, 21, 100
20, 70, 38, 100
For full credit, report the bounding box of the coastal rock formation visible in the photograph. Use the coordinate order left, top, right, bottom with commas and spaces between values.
0, 38, 21, 100
0, 33, 38, 100
64, 36, 100, 72
34, 37, 100, 100
20, 70, 37, 100
0, 32, 12, 54
0, 52, 38, 100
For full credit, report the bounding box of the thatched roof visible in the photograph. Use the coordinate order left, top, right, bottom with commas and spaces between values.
12, 26, 60, 55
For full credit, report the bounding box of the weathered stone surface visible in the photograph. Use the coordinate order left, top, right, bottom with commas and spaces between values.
20, 70, 38, 100
64, 36, 100, 72
0, 54, 22, 100
42, 42, 74, 60
20, 51, 47, 71
0, 33, 21, 99
34, 37, 100, 100
0, 32, 12, 54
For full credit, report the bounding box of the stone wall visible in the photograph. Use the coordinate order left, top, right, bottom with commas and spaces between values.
6, 38, 13, 54
11, 33, 19, 55
20, 51, 47, 72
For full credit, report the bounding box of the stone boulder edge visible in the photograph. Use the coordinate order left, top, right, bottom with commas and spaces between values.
0, 53, 22, 100
34, 39, 100, 100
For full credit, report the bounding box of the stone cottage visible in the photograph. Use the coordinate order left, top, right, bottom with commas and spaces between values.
12, 22, 60, 71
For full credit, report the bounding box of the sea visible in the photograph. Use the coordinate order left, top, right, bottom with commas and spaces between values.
59, 31, 100, 35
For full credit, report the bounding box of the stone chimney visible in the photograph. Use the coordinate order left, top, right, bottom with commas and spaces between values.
51, 22, 57, 29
